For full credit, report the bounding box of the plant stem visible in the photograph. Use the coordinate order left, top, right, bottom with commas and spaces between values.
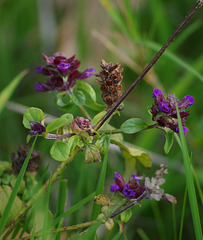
15, 220, 97, 240
1, 147, 80, 240
94, 0, 203, 131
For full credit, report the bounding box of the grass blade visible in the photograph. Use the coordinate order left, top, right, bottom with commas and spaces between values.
176, 105, 202, 239
91, 135, 111, 220
52, 191, 95, 226
0, 70, 28, 114
178, 187, 187, 240
0, 136, 37, 237
42, 177, 52, 240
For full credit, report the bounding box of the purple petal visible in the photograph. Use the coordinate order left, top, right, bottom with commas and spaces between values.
110, 184, 120, 192
152, 89, 163, 98
29, 121, 46, 135
184, 95, 195, 106
123, 184, 135, 197
159, 102, 169, 113
57, 62, 71, 71
36, 66, 43, 74
113, 172, 121, 180
176, 126, 189, 135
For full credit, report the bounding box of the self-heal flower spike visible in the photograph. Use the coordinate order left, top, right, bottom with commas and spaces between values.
151, 88, 194, 134
96, 60, 123, 110
34, 52, 96, 92
110, 172, 145, 199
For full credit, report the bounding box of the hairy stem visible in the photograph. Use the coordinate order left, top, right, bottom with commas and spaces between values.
16, 220, 97, 240
95, 0, 203, 131
1, 147, 80, 240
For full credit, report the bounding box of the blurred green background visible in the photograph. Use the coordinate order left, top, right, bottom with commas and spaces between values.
0, 0, 203, 239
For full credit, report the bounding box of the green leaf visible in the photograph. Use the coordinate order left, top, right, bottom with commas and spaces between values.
0, 185, 23, 226
0, 70, 28, 114
121, 118, 148, 134
75, 80, 97, 102
60, 113, 73, 123
46, 118, 71, 133
55, 92, 72, 107
70, 90, 86, 106
164, 130, 174, 154
0, 137, 37, 236
92, 111, 107, 126
23, 107, 44, 129
95, 134, 109, 154
50, 141, 70, 161
85, 144, 101, 164
120, 209, 132, 223
91, 135, 111, 223
111, 139, 151, 175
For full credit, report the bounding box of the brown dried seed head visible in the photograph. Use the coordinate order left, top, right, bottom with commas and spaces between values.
96, 59, 123, 110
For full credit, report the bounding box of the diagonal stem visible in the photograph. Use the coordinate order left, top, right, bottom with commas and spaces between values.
95, 0, 203, 131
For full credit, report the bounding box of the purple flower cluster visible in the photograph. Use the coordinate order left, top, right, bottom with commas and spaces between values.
29, 121, 46, 135
34, 53, 95, 92
151, 89, 194, 134
110, 172, 145, 198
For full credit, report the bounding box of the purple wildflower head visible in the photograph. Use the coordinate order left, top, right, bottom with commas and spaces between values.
110, 172, 145, 199
29, 121, 46, 135
35, 53, 96, 92
151, 89, 194, 134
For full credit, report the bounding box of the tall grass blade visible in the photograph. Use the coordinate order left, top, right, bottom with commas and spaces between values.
0, 70, 28, 114
52, 191, 95, 226
91, 135, 111, 220
42, 177, 52, 240
176, 105, 202, 239
178, 187, 187, 240
0, 136, 37, 237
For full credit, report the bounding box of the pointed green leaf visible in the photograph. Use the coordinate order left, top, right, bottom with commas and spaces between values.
164, 130, 174, 154
121, 118, 148, 134
120, 209, 132, 223
75, 81, 96, 102
92, 111, 107, 126
95, 134, 109, 154
111, 139, 152, 171
60, 113, 73, 123
23, 107, 44, 129
0, 70, 28, 114
46, 118, 71, 133
85, 144, 101, 164
70, 90, 86, 106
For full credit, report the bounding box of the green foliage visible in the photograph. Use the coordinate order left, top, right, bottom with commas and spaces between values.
23, 107, 44, 129
120, 209, 132, 223
120, 118, 148, 134
0, 70, 28, 114
164, 130, 174, 154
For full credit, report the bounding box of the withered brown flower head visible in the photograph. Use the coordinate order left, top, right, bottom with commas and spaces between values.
96, 60, 123, 110
11, 144, 41, 174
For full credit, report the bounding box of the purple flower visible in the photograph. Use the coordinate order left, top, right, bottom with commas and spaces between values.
176, 126, 189, 135
110, 172, 145, 199
152, 88, 164, 98
184, 95, 195, 106
35, 53, 96, 92
159, 102, 169, 113
151, 89, 194, 134
110, 184, 120, 192
57, 62, 71, 71
29, 121, 46, 135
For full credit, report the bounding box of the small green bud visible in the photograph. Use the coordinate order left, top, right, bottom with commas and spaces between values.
105, 218, 114, 231
94, 194, 111, 206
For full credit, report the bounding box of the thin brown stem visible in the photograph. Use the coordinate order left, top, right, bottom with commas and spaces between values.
95, 0, 203, 131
